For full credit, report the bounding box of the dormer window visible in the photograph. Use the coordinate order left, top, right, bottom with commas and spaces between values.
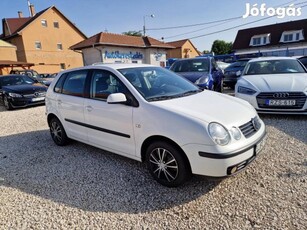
280, 30, 304, 43
249, 34, 270, 46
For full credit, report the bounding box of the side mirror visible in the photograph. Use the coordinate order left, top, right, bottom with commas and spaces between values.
107, 93, 127, 104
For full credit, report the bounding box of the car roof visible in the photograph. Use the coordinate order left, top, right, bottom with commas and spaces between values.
248, 57, 297, 62
59, 63, 157, 74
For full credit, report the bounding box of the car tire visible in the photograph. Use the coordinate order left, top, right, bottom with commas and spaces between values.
145, 141, 191, 187
3, 95, 13, 110
49, 117, 69, 146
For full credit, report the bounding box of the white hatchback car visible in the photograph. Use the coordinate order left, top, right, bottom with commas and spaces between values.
46, 64, 266, 187
235, 57, 307, 114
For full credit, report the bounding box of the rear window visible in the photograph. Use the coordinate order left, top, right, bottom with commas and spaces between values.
170, 59, 210, 73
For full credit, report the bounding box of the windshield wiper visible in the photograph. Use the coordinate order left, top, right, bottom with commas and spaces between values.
174, 89, 202, 98
147, 95, 178, 102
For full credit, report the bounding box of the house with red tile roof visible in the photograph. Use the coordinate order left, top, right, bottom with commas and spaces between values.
70, 32, 174, 67
166, 39, 200, 59
233, 19, 307, 57
1, 5, 87, 73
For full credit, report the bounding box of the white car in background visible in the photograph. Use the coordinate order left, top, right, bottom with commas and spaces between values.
46, 64, 266, 187
235, 57, 307, 115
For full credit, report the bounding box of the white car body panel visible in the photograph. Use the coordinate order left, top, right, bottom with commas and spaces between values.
46, 64, 266, 178
235, 57, 307, 114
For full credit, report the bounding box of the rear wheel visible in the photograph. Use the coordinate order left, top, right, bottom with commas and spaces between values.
146, 141, 191, 187
3, 95, 13, 110
49, 117, 68, 146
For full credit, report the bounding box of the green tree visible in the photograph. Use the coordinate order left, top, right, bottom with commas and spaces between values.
122, 31, 142, 37
211, 40, 233, 55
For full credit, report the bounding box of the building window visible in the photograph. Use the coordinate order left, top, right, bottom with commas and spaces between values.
35, 41, 42, 50
60, 63, 66, 70
280, 30, 304, 43
284, 34, 293, 42
253, 37, 261, 46
57, 43, 63, 50
54, 21, 59, 28
41, 19, 47, 27
250, 34, 270, 47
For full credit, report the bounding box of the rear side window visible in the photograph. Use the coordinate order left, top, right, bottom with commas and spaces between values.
54, 73, 67, 93
62, 70, 87, 97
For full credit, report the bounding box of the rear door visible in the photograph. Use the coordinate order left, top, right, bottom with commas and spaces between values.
56, 70, 88, 141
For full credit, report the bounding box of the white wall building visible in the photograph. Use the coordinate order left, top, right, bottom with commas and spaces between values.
71, 32, 174, 67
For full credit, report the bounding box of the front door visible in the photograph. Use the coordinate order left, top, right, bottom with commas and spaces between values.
84, 69, 136, 157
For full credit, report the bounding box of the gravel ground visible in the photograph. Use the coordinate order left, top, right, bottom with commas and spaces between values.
0, 105, 306, 229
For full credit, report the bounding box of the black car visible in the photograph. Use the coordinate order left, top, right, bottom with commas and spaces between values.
0, 74, 47, 110
298, 56, 307, 69
223, 58, 251, 89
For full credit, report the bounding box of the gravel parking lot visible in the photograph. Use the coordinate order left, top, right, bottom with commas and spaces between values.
0, 104, 306, 229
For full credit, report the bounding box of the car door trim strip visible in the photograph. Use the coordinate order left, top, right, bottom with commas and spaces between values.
65, 118, 131, 138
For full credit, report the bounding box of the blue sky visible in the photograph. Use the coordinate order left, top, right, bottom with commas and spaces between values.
0, 0, 306, 51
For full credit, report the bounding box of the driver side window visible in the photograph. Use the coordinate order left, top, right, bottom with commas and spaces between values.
90, 70, 128, 100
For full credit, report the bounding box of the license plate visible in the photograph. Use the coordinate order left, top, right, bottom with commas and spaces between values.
32, 97, 45, 102
255, 138, 265, 154
266, 99, 296, 106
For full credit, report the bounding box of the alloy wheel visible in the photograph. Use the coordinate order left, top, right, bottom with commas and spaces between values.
149, 147, 179, 183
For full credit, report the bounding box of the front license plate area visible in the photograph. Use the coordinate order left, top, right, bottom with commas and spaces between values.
265, 99, 296, 106
32, 97, 45, 102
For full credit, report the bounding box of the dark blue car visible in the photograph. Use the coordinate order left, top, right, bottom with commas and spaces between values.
169, 57, 224, 92
223, 58, 251, 89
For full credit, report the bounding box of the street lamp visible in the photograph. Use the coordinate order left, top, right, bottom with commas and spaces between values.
143, 14, 155, 36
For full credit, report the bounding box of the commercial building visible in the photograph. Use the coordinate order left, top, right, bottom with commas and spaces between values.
70, 32, 174, 67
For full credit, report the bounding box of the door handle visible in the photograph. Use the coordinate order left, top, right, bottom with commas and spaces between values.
57, 99, 62, 105
85, 106, 93, 112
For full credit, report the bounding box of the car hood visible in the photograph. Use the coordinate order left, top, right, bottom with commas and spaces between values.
2, 84, 47, 94
240, 73, 307, 91
152, 91, 256, 126
176, 72, 209, 83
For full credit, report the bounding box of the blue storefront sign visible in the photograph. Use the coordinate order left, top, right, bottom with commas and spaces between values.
104, 51, 143, 60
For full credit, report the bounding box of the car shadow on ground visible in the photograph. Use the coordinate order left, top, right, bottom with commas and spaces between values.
0, 129, 221, 213
259, 114, 307, 144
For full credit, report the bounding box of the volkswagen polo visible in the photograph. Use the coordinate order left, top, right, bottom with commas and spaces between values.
45, 64, 266, 187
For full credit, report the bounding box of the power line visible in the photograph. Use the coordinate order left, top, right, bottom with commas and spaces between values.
148, 0, 302, 31
186, 4, 307, 40
162, 0, 307, 41
147, 16, 241, 31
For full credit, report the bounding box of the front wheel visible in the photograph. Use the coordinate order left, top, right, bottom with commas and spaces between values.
3, 95, 13, 110
49, 117, 69, 146
145, 141, 191, 187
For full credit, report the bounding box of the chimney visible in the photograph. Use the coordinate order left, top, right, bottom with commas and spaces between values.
29, 4, 36, 17
18, 11, 23, 18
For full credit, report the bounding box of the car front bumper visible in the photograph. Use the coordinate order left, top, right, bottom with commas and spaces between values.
8, 96, 45, 108
181, 130, 266, 177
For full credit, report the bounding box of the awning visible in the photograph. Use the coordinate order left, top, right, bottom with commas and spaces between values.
0, 60, 34, 68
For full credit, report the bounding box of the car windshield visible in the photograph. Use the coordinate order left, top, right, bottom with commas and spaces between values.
0, 75, 35, 87
118, 67, 201, 101
170, 59, 210, 73
243, 59, 307, 75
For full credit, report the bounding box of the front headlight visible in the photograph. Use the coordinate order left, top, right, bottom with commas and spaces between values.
195, 76, 209, 85
208, 122, 231, 146
8, 92, 22, 98
237, 86, 257, 95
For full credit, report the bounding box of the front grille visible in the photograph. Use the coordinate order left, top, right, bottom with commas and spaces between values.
256, 92, 306, 109
239, 117, 259, 138
23, 91, 46, 98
